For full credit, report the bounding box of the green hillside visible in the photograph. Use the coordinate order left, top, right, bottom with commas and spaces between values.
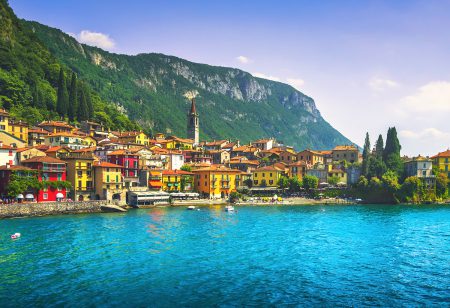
0, 0, 138, 130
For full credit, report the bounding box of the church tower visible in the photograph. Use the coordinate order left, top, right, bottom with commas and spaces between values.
187, 98, 199, 145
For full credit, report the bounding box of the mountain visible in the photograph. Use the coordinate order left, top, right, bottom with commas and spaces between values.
1, 0, 353, 150
0, 0, 138, 130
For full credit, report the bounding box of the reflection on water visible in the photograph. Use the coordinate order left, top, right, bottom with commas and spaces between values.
1, 204, 450, 306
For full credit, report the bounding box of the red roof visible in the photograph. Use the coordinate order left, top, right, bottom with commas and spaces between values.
431, 149, 450, 158
162, 169, 194, 176
0, 165, 33, 171
190, 98, 196, 114
21, 156, 66, 164
94, 162, 123, 168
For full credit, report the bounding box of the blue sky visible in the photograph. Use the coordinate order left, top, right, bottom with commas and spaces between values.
10, 0, 450, 156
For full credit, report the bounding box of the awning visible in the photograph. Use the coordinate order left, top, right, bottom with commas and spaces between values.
17, 194, 24, 199
56, 193, 64, 198
25, 194, 34, 199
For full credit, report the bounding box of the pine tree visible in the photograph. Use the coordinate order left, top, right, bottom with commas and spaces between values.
56, 68, 69, 117
68, 73, 77, 121
77, 87, 89, 121
375, 134, 384, 160
361, 132, 371, 176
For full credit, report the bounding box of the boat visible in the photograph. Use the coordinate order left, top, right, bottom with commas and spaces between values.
187, 205, 196, 210
225, 205, 235, 212
11, 233, 21, 239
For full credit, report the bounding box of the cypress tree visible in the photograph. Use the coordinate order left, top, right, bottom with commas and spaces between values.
383, 127, 403, 175
361, 132, 371, 176
77, 87, 89, 121
56, 68, 69, 117
86, 87, 94, 119
68, 73, 77, 121
375, 134, 384, 160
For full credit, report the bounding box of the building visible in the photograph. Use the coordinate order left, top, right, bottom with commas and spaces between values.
208, 150, 230, 164
404, 156, 435, 187
0, 141, 18, 166
80, 121, 107, 137
327, 168, 348, 185
288, 160, 308, 180
228, 156, 260, 173
166, 150, 185, 170
252, 139, 274, 151
107, 149, 140, 188
332, 145, 359, 163
162, 169, 194, 192
8, 119, 28, 142
252, 166, 285, 187
306, 163, 330, 184
117, 131, 149, 145
297, 149, 324, 165
44, 133, 90, 150
0, 109, 10, 132
0, 165, 35, 200
187, 98, 199, 145
0, 130, 27, 148
204, 140, 228, 151
60, 152, 95, 201
279, 150, 297, 164
231, 145, 260, 160
21, 156, 68, 202
431, 149, 450, 179
28, 128, 50, 146
347, 165, 362, 185
192, 165, 241, 198
93, 162, 124, 202
164, 136, 195, 150
15, 147, 46, 163
37, 121, 76, 134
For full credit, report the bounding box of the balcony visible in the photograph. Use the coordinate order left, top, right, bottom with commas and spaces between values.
42, 166, 66, 172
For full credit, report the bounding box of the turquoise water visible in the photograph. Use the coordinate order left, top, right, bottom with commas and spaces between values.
1, 205, 450, 306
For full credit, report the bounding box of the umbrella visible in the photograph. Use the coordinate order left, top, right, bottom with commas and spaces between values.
17, 194, 24, 199
337, 182, 347, 186
56, 193, 64, 198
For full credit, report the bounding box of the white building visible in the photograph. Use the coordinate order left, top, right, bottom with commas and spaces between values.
0, 141, 18, 166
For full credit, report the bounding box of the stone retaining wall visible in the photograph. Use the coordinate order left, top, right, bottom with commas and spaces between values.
0, 201, 107, 218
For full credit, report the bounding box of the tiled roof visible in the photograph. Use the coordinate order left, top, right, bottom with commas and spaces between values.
72, 147, 97, 153
0, 144, 15, 150
28, 128, 50, 134
94, 162, 123, 168
205, 140, 228, 146
0, 108, 9, 116
254, 165, 284, 172
162, 169, 194, 175
0, 165, 33, 171
192, 165, 241, 173
38, 121, 75, 129
431, 149, 450, 158
21, 156, 66, 164
333, 145, 358, 151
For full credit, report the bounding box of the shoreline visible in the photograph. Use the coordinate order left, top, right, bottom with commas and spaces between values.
2, 198, 448, 219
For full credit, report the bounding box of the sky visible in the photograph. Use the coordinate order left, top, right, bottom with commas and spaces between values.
10, 0, 450, 156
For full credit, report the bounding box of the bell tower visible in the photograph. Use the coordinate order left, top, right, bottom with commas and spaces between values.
187, 98, 199, 145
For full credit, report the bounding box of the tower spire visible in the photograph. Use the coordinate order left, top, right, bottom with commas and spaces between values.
190, 98, 196, 114
187, 97, 199, 145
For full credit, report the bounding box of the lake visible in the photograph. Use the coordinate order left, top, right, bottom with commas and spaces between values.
1, 204, 449, 306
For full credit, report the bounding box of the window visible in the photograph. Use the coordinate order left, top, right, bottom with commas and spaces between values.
422, 171, 426, 177
270, 173, 272, 177
77, 171, 82, 177
78, 181, 82, 189
107, 175, 110, 182
116, 175, 119, 182
262, 173, 265, 177
57, 173, 62, 181
423, 163, 426, 168
269, 180, 273, 185
205, 181, 207, 186
43, 193, 48, 200
254, 180, 258, 185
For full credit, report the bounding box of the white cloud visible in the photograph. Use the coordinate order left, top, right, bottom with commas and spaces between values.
400, 127, 450, 139
286, 78, 305, 90
400, 81, 450, 112
236, 55, 251, 64
252, 72, 281, 82
75, 30, 115, 50
369, 77, 399, 92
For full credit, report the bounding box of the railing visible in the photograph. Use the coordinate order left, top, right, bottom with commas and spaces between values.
42, 166, 66, 172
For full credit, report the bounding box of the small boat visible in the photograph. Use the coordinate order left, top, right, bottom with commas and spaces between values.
225, 205, 235, 212
187, 205, 196, 210
11, 233, 21, 239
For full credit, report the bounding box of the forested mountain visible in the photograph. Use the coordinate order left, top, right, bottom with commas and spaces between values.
1, 0, 353, 149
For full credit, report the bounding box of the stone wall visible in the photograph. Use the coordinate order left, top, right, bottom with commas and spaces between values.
0, 201, 107, 218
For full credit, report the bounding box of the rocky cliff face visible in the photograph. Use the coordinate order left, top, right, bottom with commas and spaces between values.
27, 20, 352, 150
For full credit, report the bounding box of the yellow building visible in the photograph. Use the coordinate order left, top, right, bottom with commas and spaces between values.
431, 149, 450, 179
332, 145, 359, 163
0, 109, 9, 132
37, 121, 76, 134
162, 169, 194, 192
83, 136, 97, 147
60, 152, 95, 201
118, 131, 149, 145
94, 162, 125, 202
193, 165, 241, 198
288, 160, 308, 180
297, 149, 324, 165
327, 168, 348, 185
163, 136, 194, 150
8, 119, 28, 142
252, 166, 285, 187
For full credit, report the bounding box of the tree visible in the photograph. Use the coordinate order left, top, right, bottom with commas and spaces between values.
383, 127, 403, 176
244, 178, 253, 188
400, 176, 422, 202
328, 175, 340, 186
77, 87, 89, 121
436, 173, 449, 199
277, 176, 289, 190
375, 134, 384, 160
357, 176, 369, 192
180, 165, 192, 172
68, 72, 77, 121
361, 132, 371, 177
288, 176, 302, 192
56, 68, 69, 117
302, 175, 318, 191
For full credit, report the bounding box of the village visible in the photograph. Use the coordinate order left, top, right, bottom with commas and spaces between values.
0, 98, 449, 207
